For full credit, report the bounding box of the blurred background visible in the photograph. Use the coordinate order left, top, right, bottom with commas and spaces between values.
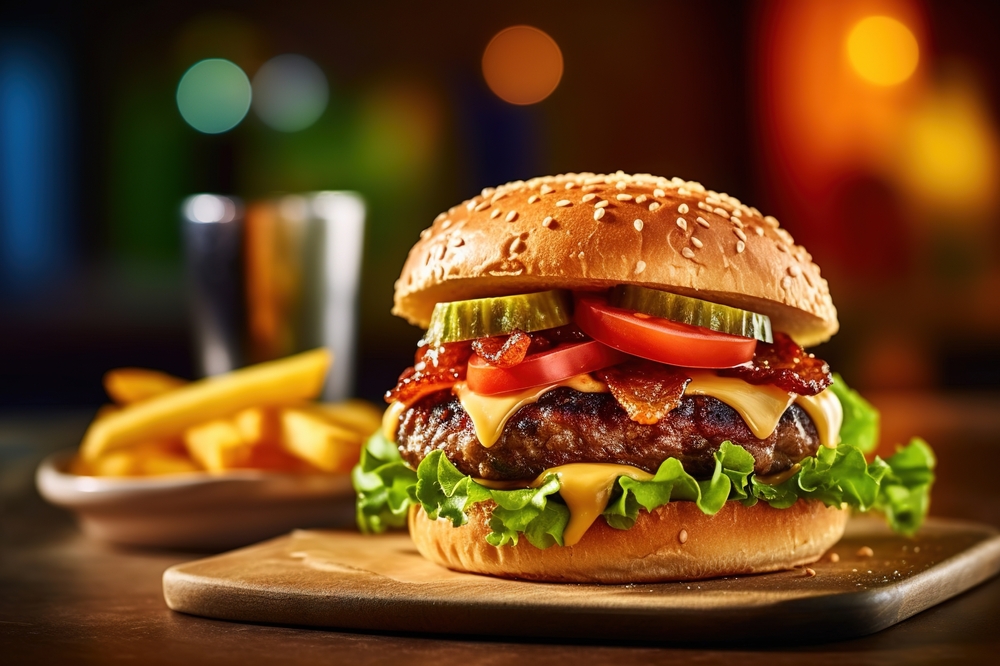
1, 0, 998, 422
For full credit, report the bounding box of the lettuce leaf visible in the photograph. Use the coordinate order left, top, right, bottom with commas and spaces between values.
351, 430, 416, 533
353, 379, 934, 544
830, 372, 880, 453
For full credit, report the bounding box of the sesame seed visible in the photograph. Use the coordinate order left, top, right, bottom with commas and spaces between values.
676, 217, 687, 230
490, 208, 502, 219
678, 187, 690, 196
857, 546, 874, 558
594, 208, 606, 221
582, 184, 598, 192
829, 552, 840, 563
737, 240, 746, 254
754, 226, 764, 236
565, 182, 576, 189
649, 202, 661, 212
511, 238, 526, 253
634, 260, 646, 274
616, 193, 633, 201
475, 201, 490, 212
696, 216, 710, 228
654, 188, 666, 198
616, 181, 627, 190
582, 193, 597, 202
482, 188, 495, 197
528, 194, 539, 204
435, 212, 447, 222
732, 207, 743, 217
764, 215, 779, 227
678, 203, 689, 214
678, 529, 688, 544
466, 200, 477, 211
505, 211, 518, 222
714, 207, 730, 218
734, 228, 747, 241
491, 191, 508, 204
634, 219, 644, 231
542, 216, 554, 228
540, 184, 555, 195
691, 237, 703, 248
732, 217, 744, 229
776, 243, 788, 253
789, 264, 802, 277
556, 200, 571, 207
781, 275, 791, 288
595, 200, 609, 209
449, 236, 464, 247
671, 177, 684, 185
578, 251, 585, 259
635, 194, 647, 204
682, 248, 696, 259
805, 568, 816, 577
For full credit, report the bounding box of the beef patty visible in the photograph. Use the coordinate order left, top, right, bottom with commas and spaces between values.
396, 387, 821, 481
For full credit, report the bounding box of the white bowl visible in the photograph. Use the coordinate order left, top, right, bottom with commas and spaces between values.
36, 450, 357, 550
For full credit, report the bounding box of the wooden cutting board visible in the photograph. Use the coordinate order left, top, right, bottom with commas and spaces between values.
163, 517, 1000, 643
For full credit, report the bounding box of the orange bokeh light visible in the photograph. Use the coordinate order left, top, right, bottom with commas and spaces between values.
482, 26, 563, 105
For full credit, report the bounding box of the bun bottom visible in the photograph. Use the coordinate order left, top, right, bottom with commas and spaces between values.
409, 500, 848, 583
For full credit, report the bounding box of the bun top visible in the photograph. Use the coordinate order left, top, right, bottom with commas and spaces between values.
394, 172, 838, 347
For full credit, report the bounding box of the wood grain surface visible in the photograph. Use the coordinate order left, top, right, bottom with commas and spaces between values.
163, 516, 1000, 643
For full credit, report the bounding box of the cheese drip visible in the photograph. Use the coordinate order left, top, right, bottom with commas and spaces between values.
686, 372, 842, 448
531, 463, 652, 547
453, 374, 609, 448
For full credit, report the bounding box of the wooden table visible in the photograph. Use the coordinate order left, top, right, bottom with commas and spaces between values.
2, 406, 999, 664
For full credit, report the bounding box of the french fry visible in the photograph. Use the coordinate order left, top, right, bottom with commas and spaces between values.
139, 454, 200, 476
86, 439, 189, 476
104, 368, 187, 405
92, 451, 137, 477
311, 399, 382, 436
81, 349, 331, 462
280, 408, 363, 473
184, 420, 253, 472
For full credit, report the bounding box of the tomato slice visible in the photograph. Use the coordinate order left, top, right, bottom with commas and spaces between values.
574, 295, 757, 369
466, 340, 628, 396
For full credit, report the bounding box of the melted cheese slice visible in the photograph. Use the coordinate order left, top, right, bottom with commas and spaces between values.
797, 388, 843, 448
686, 372, 842, 449
686, 372, 795, 440
453, 374, 608, 448
382, 400, 408, 442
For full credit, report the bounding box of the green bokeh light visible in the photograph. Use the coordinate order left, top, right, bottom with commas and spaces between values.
176, 59, 251, 134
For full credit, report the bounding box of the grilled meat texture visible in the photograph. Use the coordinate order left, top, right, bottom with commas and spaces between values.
396, 387, 821, 481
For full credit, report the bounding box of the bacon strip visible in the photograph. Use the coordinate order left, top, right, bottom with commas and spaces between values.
596, 362, 691, 425
385, 341, 472, 404
471, 329, 532, 368
719, 332, 832, 396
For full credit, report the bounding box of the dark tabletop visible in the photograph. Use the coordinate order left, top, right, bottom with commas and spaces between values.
2, 401, 999, 665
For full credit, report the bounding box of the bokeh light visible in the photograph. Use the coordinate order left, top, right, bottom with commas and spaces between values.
898, 78, 999, 215
176, 59, 251, 134
847, 16, 919, 86
482, 26, 563, 105
252, 54, 329, 132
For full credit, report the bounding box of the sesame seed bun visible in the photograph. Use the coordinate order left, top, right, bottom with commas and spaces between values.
409, 500, 848, 583
393, 172, 838, 346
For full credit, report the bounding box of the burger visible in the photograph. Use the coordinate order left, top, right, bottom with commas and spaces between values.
353, 172, 934, 583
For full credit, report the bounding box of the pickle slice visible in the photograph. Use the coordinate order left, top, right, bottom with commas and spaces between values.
610, 285, 773, 343
424, 290, 572, 346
